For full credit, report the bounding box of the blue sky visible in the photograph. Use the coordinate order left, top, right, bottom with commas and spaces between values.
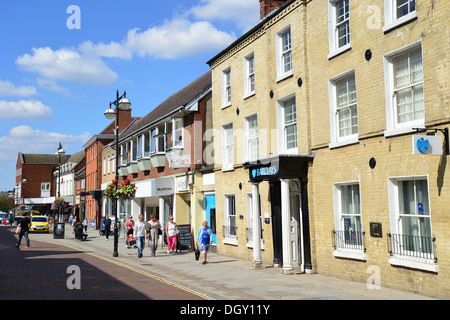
0, 0, 260, 191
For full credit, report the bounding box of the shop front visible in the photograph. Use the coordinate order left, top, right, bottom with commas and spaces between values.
244, 154, 314, 274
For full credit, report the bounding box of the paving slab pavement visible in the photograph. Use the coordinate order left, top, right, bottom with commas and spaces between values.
1, 225, 436, 300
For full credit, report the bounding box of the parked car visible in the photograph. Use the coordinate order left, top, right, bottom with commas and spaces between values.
30, 216, 50, 233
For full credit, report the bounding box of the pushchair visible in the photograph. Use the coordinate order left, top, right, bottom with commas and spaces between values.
99, 219, 105, 236
127, 234, 137, 249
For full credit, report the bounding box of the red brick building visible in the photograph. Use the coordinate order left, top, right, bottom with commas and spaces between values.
15, 152, 70, 215
82, 108, 137, 228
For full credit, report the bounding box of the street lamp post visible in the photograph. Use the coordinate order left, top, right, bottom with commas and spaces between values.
104, 90, 131, 257
57, 143, 65, 222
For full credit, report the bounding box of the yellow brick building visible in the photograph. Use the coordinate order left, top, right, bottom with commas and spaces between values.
208, 0, 449, 298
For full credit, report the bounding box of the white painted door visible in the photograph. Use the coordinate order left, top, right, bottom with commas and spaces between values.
290, 194, 300, 266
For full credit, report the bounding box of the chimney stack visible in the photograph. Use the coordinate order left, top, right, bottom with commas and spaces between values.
260, 0, 286, 20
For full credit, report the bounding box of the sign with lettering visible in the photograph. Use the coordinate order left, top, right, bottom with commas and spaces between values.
176, 176, 189, 192
177, 224, 193, 251
155, 177, 174, 196
169, 154, 191, 168
248, 163, 280, 182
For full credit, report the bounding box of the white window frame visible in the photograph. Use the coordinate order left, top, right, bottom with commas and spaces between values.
244, 114, 259, 162
328, 69, 359, 148
276, 93, 298, 155
383, 0, 417, 33
387, 176, 437, 272
222, 67, 232, 108
222, 123, 234, 171
224, 194, 237, 245
276, 25, 293, 82
383, 41, 424, 137
333, 181, 366, 260
172, 118, 183, 148
328, 0, 352, 59
40, 182, 50, 198
137, 134, 143, 159
143, 131, 150, 157
131, 139, 137, 162
244, 52, 255, 98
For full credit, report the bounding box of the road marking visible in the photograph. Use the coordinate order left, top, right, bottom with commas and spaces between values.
36, 239, 214, 300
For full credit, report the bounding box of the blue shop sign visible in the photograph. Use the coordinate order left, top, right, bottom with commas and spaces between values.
249, 164, 280, 181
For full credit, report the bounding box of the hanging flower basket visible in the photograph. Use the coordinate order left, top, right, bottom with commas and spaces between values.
51, 197, 65, 210
105, 179, 137, 200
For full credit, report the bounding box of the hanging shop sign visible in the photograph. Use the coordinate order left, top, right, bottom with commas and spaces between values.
412, 135, 443, 155
155, 177, 174, 196
168, 154, 191, 168
176, 176, 189, 193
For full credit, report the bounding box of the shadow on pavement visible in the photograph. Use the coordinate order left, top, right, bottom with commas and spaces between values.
0, 226, 153, 300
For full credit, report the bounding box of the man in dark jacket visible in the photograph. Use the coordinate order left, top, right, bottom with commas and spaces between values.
103, 216, 112, 241
16, 212, 31, 248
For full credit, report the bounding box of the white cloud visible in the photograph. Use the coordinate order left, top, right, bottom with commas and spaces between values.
15, 2, 249, 86
124, 18, 236, 59
190, 0, 260, 32
0, 100, 52, 120
36, 78, 72, 96
0, 79, 37, 97
0, 125, 90, 161
16, 47, 118, 85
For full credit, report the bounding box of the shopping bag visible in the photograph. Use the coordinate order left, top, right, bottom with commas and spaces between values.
195, 245, 200, 261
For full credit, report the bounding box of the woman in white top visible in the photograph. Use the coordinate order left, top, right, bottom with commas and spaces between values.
165, 215, 178, 255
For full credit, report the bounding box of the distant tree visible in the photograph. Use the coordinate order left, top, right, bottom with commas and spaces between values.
0, 196, 14, 213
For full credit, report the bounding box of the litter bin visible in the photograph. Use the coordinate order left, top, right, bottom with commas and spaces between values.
53, 223, 65, 239
74, 222, 84, 240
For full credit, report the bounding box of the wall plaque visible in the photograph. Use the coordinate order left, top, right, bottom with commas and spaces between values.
370, 222, 382, 238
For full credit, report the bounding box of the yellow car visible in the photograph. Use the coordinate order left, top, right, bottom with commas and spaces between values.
30, 216, 50, 233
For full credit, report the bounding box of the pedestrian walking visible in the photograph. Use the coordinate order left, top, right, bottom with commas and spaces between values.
83, 218, 88, 232
165, 215, 178, 255
196, 219, 212, 265
16, 212, 31, 249
125, 215, 134, 249
148, 215, 161, 256
133, 214, 149, 258
103, 216, 111, 241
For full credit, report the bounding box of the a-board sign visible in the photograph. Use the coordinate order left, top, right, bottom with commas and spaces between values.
177, 224, 193, 251
53, 223, 65, 239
